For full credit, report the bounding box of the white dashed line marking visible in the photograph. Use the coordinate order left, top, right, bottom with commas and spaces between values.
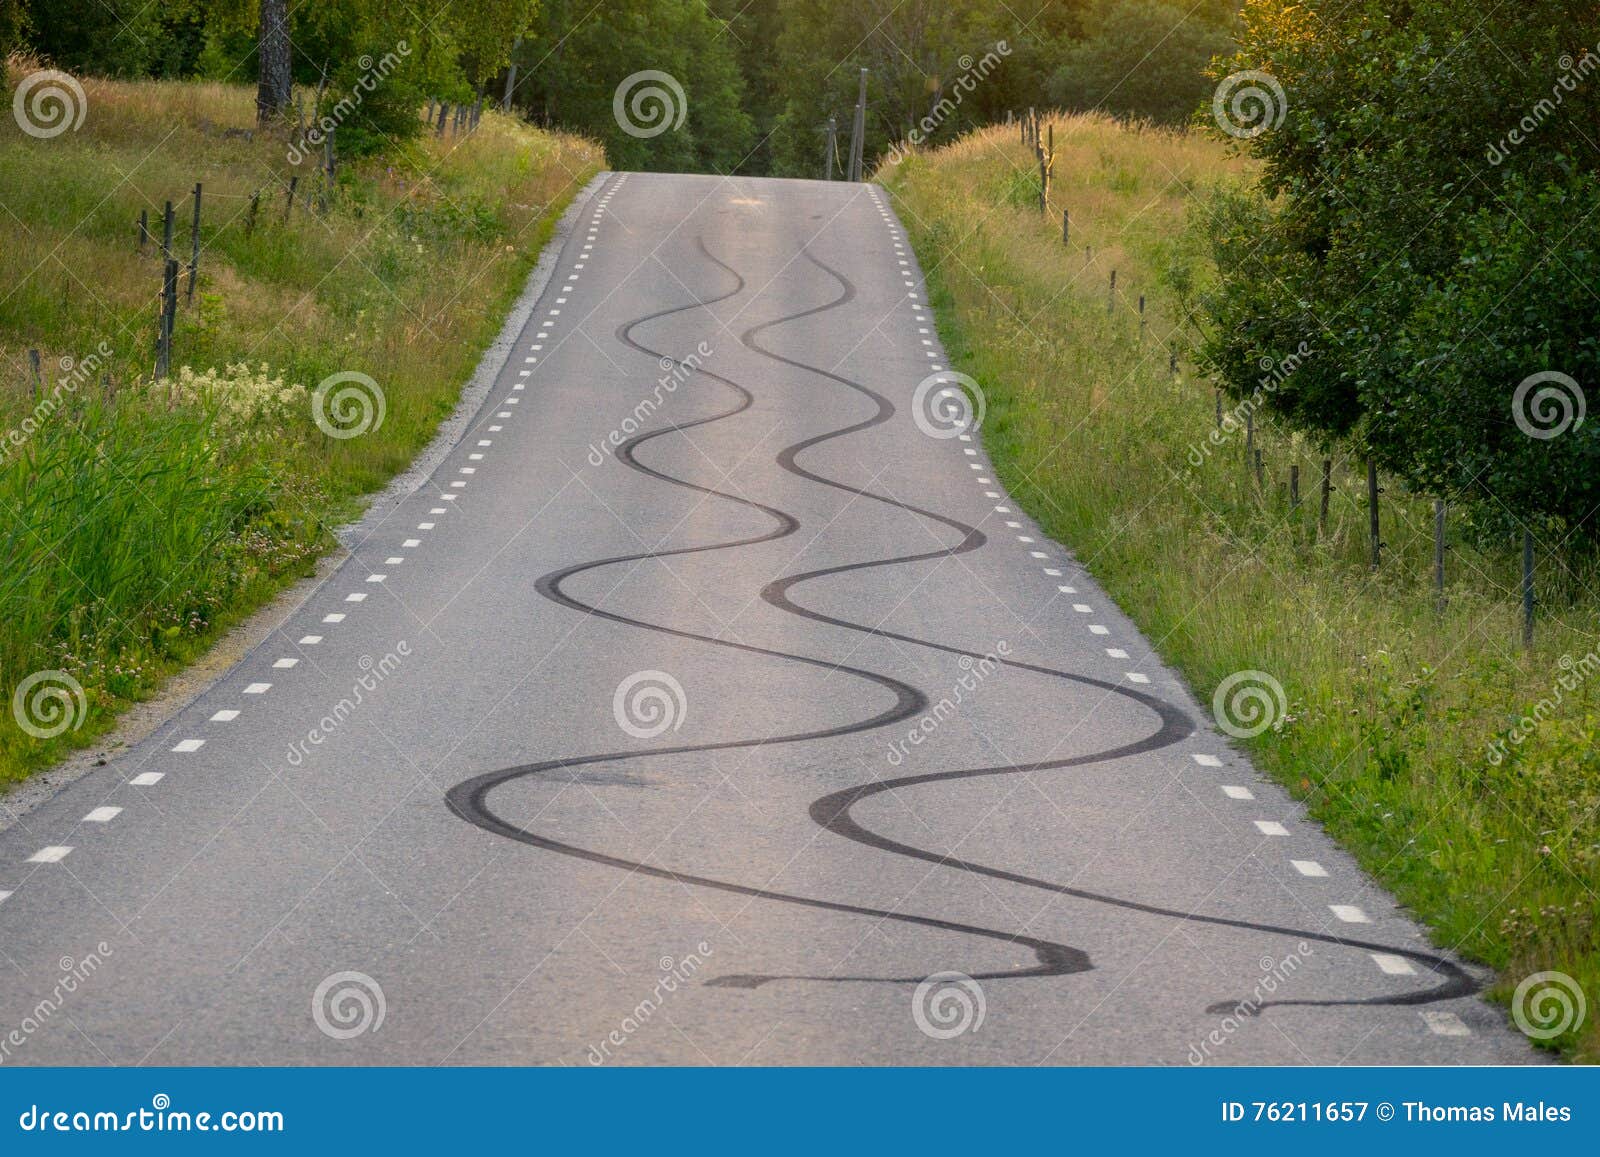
171, 739, 205, 753
1192, 754, 1222, 767
1126, 673, 1150, 684
1106, 648, 1128, 658
1057, 585, 1076, 594
1421, 1011, 1471, 1036
1072, 604, 1092, 613
28, 846, 72, 863
129, 772, 163, 786
83, 806, 121, 823
1253, 820, 1288, 836
403, 539, 420, 548
1089, 625, 1109, 635
1371, 953, 1416, 975
323, 613, 345, 623
244, 683, 271, 694
209, 709, 240, 722
1329, 904, 1370, 923
273, 658, 298, 669
385, 558, 403, 565
1221, 785, 1254, 800
345, 593, 367, 602
299, 635, 323, 645
1291, 859, 1328, 877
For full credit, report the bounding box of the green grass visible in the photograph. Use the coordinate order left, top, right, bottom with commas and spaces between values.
0, 67, 602, 783
882, 114, 1599, 1061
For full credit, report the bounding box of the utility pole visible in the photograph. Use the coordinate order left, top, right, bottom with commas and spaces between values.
848, 68, 868, 182
825, 116, 838, 180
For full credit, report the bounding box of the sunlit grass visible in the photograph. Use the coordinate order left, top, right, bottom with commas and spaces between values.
885, 114, 1599, 1061
0, 67, 602, 782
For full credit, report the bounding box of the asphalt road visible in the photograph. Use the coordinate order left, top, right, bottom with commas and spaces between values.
0, 172, 1534, 1065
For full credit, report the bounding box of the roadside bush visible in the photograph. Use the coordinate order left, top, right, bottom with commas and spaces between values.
1200, 0, 1600, 543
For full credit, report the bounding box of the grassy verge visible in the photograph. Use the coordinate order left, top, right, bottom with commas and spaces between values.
883, 115, 1598, 1061
0, 68, 601, 785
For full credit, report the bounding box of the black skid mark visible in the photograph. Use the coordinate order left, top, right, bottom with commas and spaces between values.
731, 245, 1477, 1008
446, 218, 1093, 985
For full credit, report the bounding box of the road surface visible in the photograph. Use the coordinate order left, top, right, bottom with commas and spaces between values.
0, 173, 1533, 1065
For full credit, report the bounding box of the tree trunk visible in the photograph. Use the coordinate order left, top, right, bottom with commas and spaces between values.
256, 0, 292, 123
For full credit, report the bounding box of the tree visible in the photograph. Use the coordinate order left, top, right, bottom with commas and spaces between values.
1199, 0, 1600, 540
1048, 0, 1236, 126
256, 0, 291, 121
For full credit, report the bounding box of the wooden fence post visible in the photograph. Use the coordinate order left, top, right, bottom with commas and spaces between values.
1367, 458, 1382, 569
1522, 530, 1535, 647
186, 182, 202, 304
245, 190, 261, 236
28, 348, 41, 400
1434, 499, 1447, 611
138, 209, 149, 253
284, 175, 298, 223
1319, 458, 1331, 531
1061, 206, 1069, 246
